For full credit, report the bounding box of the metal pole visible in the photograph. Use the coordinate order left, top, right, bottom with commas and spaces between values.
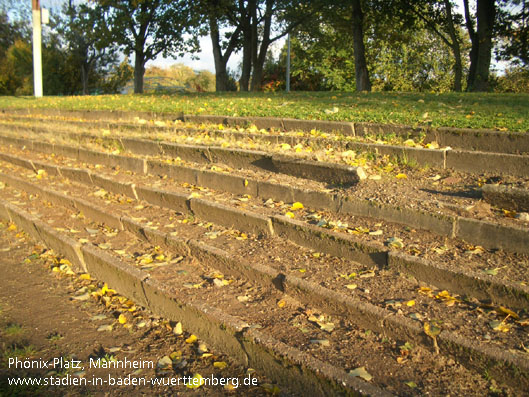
286, 33, 291, 93
32, 0, 43, 97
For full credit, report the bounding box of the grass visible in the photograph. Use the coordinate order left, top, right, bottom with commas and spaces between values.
2, 345, 37, 362
0, 91, 527, 132
3, 323, 24, 337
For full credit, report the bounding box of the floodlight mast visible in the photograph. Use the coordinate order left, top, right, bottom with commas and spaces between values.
32, 0, 43, 97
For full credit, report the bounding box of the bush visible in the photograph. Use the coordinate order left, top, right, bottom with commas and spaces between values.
494, 67, 529, 93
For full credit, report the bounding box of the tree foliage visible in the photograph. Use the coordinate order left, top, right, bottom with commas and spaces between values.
0, 6, 131, 96
99, 0, 202, 93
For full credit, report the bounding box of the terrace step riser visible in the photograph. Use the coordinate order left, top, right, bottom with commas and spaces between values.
3, 109, 529, 155
1, 149, 528, 311
1, 133, 528, 258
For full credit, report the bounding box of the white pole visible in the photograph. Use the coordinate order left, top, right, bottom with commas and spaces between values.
32, 0, 43, 98
286, 34, 291, 93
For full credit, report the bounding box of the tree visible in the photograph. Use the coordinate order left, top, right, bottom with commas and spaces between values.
463, 0, 497, 91
100, 0, 201, 94
397, 0, 466, 91
244, 0, 308, 91
497, 0, 528, 66
351, 0, 371, 91
59, 2, 120, 95
205, 0, 242, 91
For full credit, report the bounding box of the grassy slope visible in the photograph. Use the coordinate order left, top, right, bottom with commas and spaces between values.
0, 91, 527, 132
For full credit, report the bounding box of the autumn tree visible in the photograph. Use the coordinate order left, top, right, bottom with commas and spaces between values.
58, 2, 120, 95
100, 0, 201, 94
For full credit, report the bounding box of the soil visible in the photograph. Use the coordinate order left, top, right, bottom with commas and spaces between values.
0, 222, 274, 396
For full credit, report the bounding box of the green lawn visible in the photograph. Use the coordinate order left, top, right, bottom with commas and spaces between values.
0, 91, 527, 132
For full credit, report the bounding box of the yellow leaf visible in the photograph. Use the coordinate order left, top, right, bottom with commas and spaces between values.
186, 334, 198, 344
396, 173, 407, 179
36, 169, 47, 179
277, 299, 286, 308
118, 314, 127, 324
406, 300, 415, 307
213, 361, 228, 369
291, 202, 304, 211
285, 212, 295, 219
186, 373, 204, 389
424, 322, 441, 338
496, 306, 519, 320
79, 273, 91, 280
173, 322, 183, 335
7, 224, 17, 231
418, 286, 434, 297
244, 179, 248, 187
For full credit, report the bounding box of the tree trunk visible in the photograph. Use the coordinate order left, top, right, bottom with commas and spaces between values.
209, 18, 230, 91
133, 49, 145, 94
351, 0, 371, 91
239, 5, 252, 92
473, 0, 496, 91
250, 0, 273, 91
444, 0, 462, 91
81, 63, 88, 95
463, 0, 495, 91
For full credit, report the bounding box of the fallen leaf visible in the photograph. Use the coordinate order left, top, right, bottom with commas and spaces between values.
386, 237, 404, 249
186, 334, 198, 344
496, 306, 519, 320
72, 293, 90, 301
424, 322, 441, 338
291, 202, 304, 211
97, 324, 113, 332
213, 361, 227, 369
157, 356, 172, 369
349, 366, 373, 381
173, 322, 183, 335
490, 320, 511, 332
186, 373, 204, 389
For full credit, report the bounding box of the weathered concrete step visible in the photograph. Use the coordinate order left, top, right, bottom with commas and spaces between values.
3, 108, 529, 155
4, 118, 529, 178
482, 184, 529, 213
0, 200, 390, 397
1, 171, 528, 393
1, 133, 528, 259
2, 151, 529, 311
0, 124, 365, 185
